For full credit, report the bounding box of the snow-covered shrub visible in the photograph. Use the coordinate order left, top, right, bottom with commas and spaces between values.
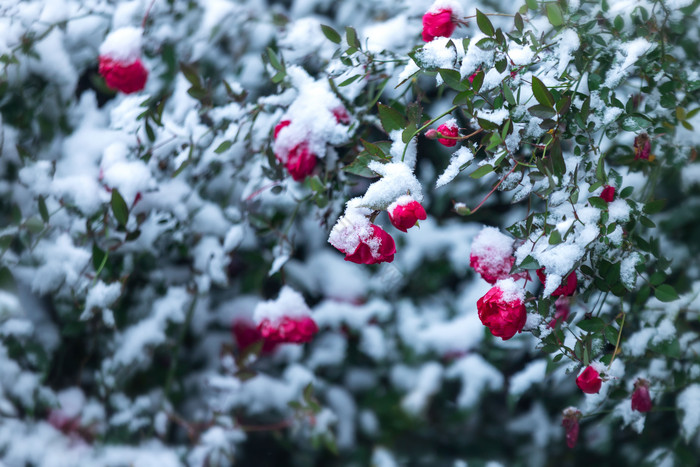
1, 0, 700, 465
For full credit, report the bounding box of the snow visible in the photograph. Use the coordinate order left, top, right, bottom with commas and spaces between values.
509, 360, 547, 397
496, 277, 525, 303
678, 384, 700, 442
359, 161, 423, 209
556, 29, 580, 76
604, 38, 653, 88
445, 354, 504, 409
470, 226, 514, 271
253, 286, 312, 322
435, 146, 474, 188
399, 362, 443, 416
99, 26, 143, 63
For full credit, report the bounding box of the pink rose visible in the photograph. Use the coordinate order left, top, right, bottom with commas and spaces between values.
576, 365, 602, 394
98, 57, 148, 94
537, 267, 578, 297
631, 378, 652, 412
477, 280, 527, 340
562, 407, 581, 449
422, 8, 457, 42
257, 316, 319, 344
600, 185, 616, 202
388, 198, 427, 232
436, 122, 459, 147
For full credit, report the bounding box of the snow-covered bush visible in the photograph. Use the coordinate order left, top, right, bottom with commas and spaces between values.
1, 0, 700, 465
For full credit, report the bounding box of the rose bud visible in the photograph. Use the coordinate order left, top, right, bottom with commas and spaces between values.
576, 365, 603, 394
98, 27, 149, 94
469, 226, 527, 284
436, 121, 459, 147
562, 407, 581, 449
631, 378, 652, 413
600, 185, 616, 202
634, 133, 651, 160
422, 4, 459, 42
388, 196, 427, 232
273, 119, 318, 181
477, 278, 527, 340
329, 211, 396, 265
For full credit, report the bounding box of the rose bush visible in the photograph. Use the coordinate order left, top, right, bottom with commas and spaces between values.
1, 0, 700, 465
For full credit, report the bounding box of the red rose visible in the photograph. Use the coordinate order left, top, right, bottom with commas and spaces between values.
469, 227, 527, 284
422, 8, 457, 42
576, 365, 602, 394
273, 120, 318, 181
388, 198, 427, 232
436, 122, 459, 147
98, 56, 148, 94
468, 69, 480, 83
600, 185, 616, 202
548, 297, 570, 328
257, 316, 318, 344
232, 318, 279, 354
477, 280, 527, 340
332, 107, 351, 125
631, 378, 652, 412
285, 142, 317, 181
274, 120, 291, 139
537, 267, 577, 297
634, 133, 651, 160
562, 407, 581, 449
343, 224, 396, 264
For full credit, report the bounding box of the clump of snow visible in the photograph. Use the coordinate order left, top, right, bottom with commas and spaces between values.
496, 277, 525, 303
678, 384, 700, 441
253, 286, 312, 322
445, 354, 504, 409
470, 226, 515, 271
556, 29, 580, 76
604, 38, 653, 88
435, 146, 474, 188
354, 161, 423, 210
328, 206, 373, 256
509, 360, 547, 397
99, 26, 143, 63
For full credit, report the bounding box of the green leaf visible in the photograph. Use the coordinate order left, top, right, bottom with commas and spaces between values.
519, 255, 540, 270
470, 164, 494, 178
546, 3, 564, 26
92, 243, 108, 274
548, 229, 562, 245
320, 24, 341, 44
588, 196, 608, 209
0, 267, 16, 292
620, 186, 633, 198
654, 284, 679, 302
576, 318, 606, 333
531, 76, 555, 107
266, 47, 283, 71
475, 38, 497, 51
643, 199, 666, 214
514, 12, 524, 32
438, 68, 467, 91
471, 70, 484, 93
476, 9, 495, 36
502, 84, 516, 106
377, 104, 406, 133
214, 141, 233, 154
308, 176, 325, 193
344, 153, 383, 178
345, 26, 360, 49
338, 74, 362, 87
179, 62, 201, 87
111, 189, 129, 228
360, 139, 388, 160
528, 104, 556, 119
38, 195, 49, 223
526, 0, 538, 9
